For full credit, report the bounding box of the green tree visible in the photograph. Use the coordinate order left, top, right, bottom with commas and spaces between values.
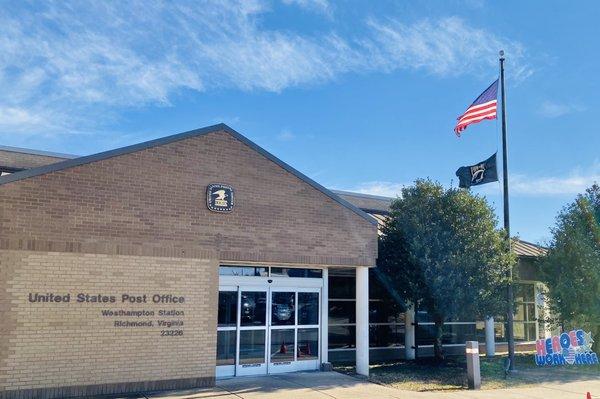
378, 180, 514, 361
541, 184, 600, 348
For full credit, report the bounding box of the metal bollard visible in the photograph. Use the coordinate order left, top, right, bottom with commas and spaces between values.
466, 341, 481, 390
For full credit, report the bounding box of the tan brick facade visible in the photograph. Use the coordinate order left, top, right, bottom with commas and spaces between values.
0, 127, 378, 398
0, 251, 217, 398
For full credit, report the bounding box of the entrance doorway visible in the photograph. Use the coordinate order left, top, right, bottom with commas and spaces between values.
216, 266, 323, 378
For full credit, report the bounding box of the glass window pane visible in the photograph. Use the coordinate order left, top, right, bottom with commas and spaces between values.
306, 269, 323, 278
494, 322, 506, 342
515, 283, 535, 302
240, 291, 266, 327
329, 276, 355, 299
298, 292, 319, 325
476, 321, 486, 342
521, 284, 535, 302
297, 328, 319, 359
216, 330, 236, 366
369, 270, 388, 300
329, 326, 356, 349
369, 324, 405, 348
218, 291, 237, 327
270, 329, 295, 362
442, 323, 477, 344
272, 292, 295, 326
239, 330, 265, 365
538, 321, 546, 340
513, 322, 526, 341
514, 285, 524, 303
369, 301, 404, 323
219, 266, 268, 277
416, 310, 433, 323
416, 324, 436, 346
526, 323, 537, 341
270, 268, 322, 278
525, 304, 536, 322
514, 304, 526, 321
328, 301, 355, 325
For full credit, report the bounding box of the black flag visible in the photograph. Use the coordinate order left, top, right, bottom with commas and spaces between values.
455, 153, 498, 188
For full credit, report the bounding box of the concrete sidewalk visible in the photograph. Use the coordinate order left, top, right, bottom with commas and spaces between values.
135, 371, 599, 399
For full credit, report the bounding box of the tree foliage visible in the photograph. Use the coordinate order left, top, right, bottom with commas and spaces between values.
378, 180, 514, 360
541, 184, 600, 348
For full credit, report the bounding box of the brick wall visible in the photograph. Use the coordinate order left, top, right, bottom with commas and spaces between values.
0, 130, 377, 267
0, 128, 377, 398
0, 150, 68, 170
0, 250, 217, 399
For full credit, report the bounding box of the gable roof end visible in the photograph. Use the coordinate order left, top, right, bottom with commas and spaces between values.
0, 123, 377, 226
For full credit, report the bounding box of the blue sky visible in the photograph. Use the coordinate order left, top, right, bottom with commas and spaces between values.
1, 0, 598, 244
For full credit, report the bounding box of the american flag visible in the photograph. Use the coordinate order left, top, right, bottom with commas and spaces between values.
455, 79, 499, 136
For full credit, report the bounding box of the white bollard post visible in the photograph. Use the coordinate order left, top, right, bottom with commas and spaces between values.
466, 341, 481, 390
485, 317, 495, 357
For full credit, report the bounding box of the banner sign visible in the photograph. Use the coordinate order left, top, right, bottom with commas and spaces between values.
535, 329, 598, 366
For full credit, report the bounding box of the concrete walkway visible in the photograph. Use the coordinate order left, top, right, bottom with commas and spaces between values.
137, 371, 599, 399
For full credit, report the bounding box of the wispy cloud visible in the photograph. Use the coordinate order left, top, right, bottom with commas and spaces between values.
277, 129, 296, 141
508, 163, 600, 196
342, 181, 407, 198
538, 100, 586, 118
366, 16, 532, 81
281, 0, 332, 17
347, 162, 600, 198
474, 162, 600, 197
0, 2, 531, 136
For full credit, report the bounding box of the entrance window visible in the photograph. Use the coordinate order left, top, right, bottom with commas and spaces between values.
298, 292, 319, 325
270, 329, 295, 362
217, 331, 236, 366
220, 266, 268, 277
298, 328, 319, 359
240, 292, 266, 327
218, 291, 237, 327
239, 330, 266, 364
219, 265, 322, 278
271, 268, 323, 278
271, 292, 295, 326
216, 276, 322, 377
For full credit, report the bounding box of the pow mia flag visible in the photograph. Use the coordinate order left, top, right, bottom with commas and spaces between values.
455, 153, 498, 188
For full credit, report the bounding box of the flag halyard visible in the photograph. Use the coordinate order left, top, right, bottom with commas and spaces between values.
454, 79, 499, 136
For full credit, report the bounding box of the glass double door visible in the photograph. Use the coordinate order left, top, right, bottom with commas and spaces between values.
217, 286, 320, 377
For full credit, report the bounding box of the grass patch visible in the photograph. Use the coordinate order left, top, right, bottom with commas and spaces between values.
335, 353, 600, 392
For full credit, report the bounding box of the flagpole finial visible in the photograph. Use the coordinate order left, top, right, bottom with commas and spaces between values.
499, 50, 505, 60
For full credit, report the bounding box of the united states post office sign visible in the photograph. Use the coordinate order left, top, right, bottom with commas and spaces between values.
207, 183, 234, 213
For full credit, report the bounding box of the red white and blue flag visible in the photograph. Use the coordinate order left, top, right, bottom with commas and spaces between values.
455, 79, 498, 136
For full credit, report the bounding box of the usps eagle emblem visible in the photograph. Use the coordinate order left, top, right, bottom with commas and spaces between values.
207, 183, 234, 213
